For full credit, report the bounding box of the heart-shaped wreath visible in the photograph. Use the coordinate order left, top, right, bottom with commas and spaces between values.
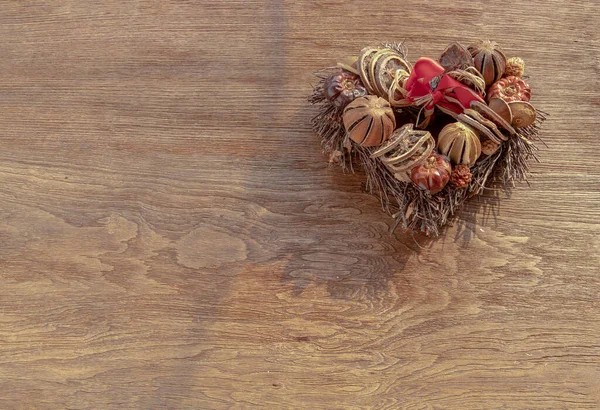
309, 41, 546, 236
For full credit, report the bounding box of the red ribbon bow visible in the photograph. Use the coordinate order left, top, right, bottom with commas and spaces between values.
404, 57, 485, 115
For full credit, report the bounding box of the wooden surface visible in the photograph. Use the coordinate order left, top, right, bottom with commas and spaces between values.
0, 1, 599, 409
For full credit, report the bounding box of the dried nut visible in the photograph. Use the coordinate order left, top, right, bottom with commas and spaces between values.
410, 152, 452, 194
487, 98, 513, 125
343, 96, 396, 147
509, 101, 537, 128
437, 122, 482, 166
450, 164, 473, 188
468, 40, 507, 86
324, 71, 367, 107
505, 57, 525, 77
481, 139, 500, 155
488, 76, 531, 103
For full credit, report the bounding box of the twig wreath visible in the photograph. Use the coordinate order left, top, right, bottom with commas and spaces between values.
309, 41, 546, 236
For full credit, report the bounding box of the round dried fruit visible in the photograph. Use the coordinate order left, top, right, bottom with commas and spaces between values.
410, 152, 452, 194
437, 122, 482, 166
505, 57, 525, 78
343, 96, 396, 147
324, 72, 367, 107
487, 76, 531, 103
468, 40, 507, 86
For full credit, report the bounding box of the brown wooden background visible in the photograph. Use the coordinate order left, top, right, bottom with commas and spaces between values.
0, 1, 599, 409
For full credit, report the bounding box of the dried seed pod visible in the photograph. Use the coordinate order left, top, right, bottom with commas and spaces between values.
450, 164, 472, 188
410, 152, 452, 194
467, 40, 507, 86
487, 98, 513, 125
324, 71, 367, 107
439, 42, 473, 71
370, 124, 434, 179
481, 139, 500, 155
509, 101, 537, 128
487, 76, 531, 103
505, 57, 525, 78
437, 122, 482, 166
457, 113, 501, 144
470, 100, 515, 137
343, 96, 396, 147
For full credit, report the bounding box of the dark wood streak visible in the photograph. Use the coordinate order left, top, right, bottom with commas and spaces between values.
0, 1, 598, 409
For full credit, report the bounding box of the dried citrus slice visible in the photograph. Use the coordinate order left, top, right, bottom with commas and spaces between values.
374, 54, 412, 97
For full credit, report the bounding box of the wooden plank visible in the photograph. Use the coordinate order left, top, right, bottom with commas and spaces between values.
0, 1, 598, 408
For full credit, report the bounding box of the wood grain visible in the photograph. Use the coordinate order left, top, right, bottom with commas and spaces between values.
0, 1, 599, 409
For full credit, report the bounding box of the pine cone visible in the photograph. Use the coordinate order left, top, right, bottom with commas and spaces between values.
450, 164, 472, 188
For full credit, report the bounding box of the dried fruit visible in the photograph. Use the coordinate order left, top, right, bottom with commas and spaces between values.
468, 40, 507, 86
487, 76, 531, 103
437, 122, 482, 166
371, 123, 434, 180
324, 71, 367, 107
450, 164, 472, 188
357, 47, 411, 98
439, 42, 473, 71
343, 96, 396, 147
487, 97, 513, 125
505, 57, 525, 77
374, 53, 411, 98
481, 139, 500, 155
509, 101, 537, 128
410, 152, 452, 194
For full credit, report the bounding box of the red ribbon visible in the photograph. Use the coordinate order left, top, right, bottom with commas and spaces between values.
404, 57, 485, 114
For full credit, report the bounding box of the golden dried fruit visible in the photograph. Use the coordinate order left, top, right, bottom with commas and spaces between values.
487, 98, 513, 125
505, 57, 525, 77
374, 53, 412, 98
468, 40, 507, 86
509, 101, 537, 128
437, 122, 482, 166
343, 96, 396, 147
357, 47, 383, 94
371, 123, 434, 178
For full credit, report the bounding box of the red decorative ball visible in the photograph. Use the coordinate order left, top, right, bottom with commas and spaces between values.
410, 153, 452, 194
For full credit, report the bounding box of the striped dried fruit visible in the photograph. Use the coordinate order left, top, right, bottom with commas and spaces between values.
468, 40, 507, 86
343, 96, 396, 147
437, 122, 482, 166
